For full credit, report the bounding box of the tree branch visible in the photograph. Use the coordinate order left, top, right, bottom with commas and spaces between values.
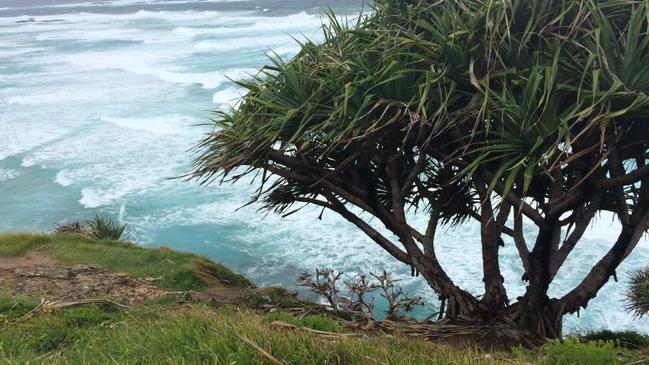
560, 209, 649, 313
549, 191, 603, 281
595, 165, 649, 188
607, 148, 631, 225
513, 209, 530, 274
318, 192, 413, 265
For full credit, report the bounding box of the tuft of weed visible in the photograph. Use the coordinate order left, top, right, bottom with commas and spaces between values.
0, 293, 38, 321
581, 330, 649, 349
85, 215, 126, 240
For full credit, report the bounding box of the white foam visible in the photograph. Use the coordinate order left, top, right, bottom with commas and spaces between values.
55, 170, 75, 187
35, 27, 161, 42
4, 86, 108, 105
212, 86, 244, 108
0, 168, 20, 181
172, 12, 324, 38
103, 114, 196, 135
193, 34, 298, 52
271, 44, 303, 57
0, 47, 45, 59
37, 0, 251, 9
0, 119, 70, 162
0, 10, 224, 26
22, 111, 204, 208
61, 49, 256, 89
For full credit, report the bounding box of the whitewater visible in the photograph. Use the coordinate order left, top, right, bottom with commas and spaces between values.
1, 0, 648, 333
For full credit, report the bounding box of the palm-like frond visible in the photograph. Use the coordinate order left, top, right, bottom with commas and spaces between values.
193, 0, 649, 222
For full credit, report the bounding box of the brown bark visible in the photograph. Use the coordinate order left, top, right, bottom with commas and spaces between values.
476, 184, 509, 311
522, 220, 560, 336
513, 210, 530, 277
413, 253, 482, 317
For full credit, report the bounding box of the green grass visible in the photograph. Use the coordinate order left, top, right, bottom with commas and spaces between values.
543, 339, 621, 365
0, 233, 253, 291
84, 215, 126, 240
0, 293, 38, 321
1, 302, 643, 365
0, 303, 503, 364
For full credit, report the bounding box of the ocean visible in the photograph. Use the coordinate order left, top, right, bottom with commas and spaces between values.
1, 0, 648, 333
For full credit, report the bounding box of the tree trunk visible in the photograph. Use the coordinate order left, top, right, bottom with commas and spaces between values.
414, 254, 482, 318
514, 298, 564, 339
480, 215, 508, 312
522, 222, 562, 338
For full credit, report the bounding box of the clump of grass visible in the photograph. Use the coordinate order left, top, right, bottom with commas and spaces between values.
0, 292, 38, 322
627, 268, 649, 317
582, 330, 649, 349
56, 216, 126, 241
543, 338, 619, 365
85, 215, 126, 240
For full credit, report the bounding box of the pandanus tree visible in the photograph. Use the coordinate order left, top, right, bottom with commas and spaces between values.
193, 0, 649, 338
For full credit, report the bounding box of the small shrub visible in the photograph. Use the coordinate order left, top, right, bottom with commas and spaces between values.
582, 330, 649, 350
245, 292, 269, 309
298, 268, 423, 319
627, 268, 649, 317
85, 215, 126, 240
54, 222, 89, 236
544, 338, 619, 365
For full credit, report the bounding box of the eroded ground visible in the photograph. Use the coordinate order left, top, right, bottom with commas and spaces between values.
0, 251, 169, 304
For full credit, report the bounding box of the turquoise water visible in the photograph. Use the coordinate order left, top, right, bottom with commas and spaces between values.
2, 0, 649, 333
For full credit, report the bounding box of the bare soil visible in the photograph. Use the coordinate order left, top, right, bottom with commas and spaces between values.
0, 251, 58, 269
0, 251, 170, 305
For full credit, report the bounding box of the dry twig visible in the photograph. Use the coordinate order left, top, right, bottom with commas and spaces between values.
234, 333, 287, 365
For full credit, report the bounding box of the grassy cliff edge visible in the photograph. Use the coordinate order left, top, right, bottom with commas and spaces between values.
0, 233, 641, 364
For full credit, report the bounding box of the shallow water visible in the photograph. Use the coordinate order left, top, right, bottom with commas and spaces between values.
1, 0, 648, 333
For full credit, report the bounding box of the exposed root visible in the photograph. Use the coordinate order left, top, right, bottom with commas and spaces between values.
263, 303, 538, 348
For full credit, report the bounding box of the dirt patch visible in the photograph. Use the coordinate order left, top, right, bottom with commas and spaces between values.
0, 252, 171, 305
189, 287, 253, 304
0, 251, 58, 269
